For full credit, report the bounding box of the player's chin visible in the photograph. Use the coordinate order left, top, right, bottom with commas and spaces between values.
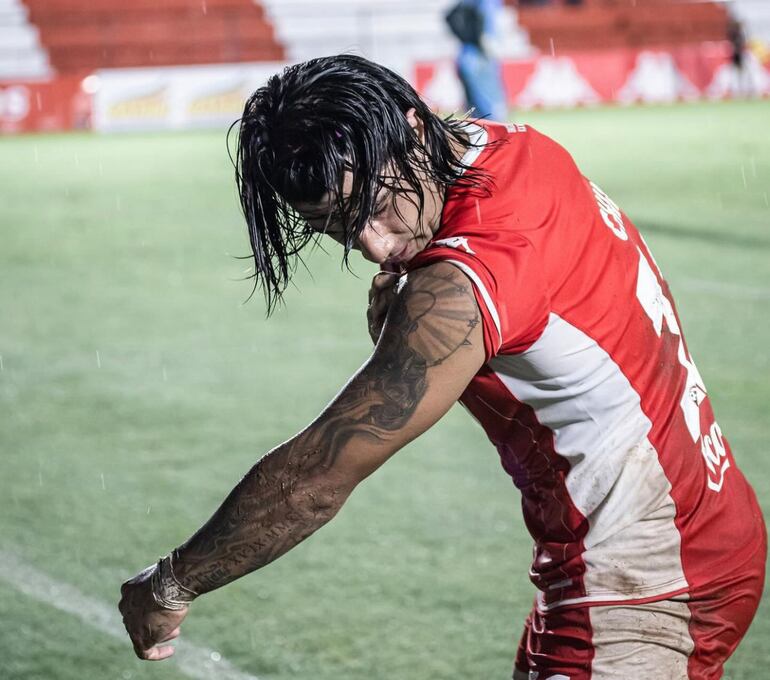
402, 241, 427, 264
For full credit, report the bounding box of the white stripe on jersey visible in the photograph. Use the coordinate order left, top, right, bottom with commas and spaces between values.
489, 313, 689, 608
457, 122, 489, 171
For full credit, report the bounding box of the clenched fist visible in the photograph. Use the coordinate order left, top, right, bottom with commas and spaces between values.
119, 563, 189, 661
367, 270, 401, 344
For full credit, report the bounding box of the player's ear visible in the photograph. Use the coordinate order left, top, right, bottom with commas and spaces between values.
405, 108, 425, 142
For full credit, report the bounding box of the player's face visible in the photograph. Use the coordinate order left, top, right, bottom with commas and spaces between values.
293, 110, 444, 273
296, 171, 443, 272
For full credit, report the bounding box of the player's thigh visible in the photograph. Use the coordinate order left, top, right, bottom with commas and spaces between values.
521, 600, 693, 680
589, 600, 693, 679
686, 552, 766, 680
522, 605, 593, 680
518, 541, 765, 679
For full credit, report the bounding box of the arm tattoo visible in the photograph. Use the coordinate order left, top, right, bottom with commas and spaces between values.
173, 265, 479, 595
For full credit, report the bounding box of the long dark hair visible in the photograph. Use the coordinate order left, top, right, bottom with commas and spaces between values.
232, 54, 489, 311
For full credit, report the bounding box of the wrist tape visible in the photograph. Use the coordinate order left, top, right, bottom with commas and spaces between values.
150, 552, 198, 610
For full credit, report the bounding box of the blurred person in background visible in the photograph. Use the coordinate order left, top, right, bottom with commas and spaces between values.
119, 55, 765, 679
446, 0, 508, 120
727, 12, 751, 97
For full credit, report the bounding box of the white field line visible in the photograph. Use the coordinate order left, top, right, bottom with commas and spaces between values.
677, 277, 770, 301
0, 550, 260, 680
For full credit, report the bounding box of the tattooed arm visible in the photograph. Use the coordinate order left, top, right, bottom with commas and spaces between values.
119, 261, 485, 659
172, 261, 485, 591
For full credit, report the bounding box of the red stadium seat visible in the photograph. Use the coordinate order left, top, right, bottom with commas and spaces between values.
25, 0, 285, 72
509, 0, 728, 53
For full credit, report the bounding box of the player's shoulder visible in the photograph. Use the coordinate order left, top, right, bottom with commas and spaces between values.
476, 118, 580, 174
471, 118, 563, 150
449, 119, 573, 205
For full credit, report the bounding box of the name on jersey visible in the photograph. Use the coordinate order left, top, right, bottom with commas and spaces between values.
590, 181, 627, 241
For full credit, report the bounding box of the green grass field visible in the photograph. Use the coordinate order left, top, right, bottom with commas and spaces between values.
1, 99, 768, 680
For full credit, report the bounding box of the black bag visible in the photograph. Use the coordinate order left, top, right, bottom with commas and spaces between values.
445, 1, 484, 49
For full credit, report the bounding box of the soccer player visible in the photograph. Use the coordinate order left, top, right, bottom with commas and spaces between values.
119, 56, 766, 679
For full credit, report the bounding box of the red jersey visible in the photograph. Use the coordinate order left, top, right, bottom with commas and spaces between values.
406, 121, 765, 610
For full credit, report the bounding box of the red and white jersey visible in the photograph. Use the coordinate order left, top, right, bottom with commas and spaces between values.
406, 121, 765, 610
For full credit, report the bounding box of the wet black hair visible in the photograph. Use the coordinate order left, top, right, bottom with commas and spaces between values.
232, 54, 490, 311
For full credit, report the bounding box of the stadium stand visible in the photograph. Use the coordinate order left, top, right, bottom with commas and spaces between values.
511, 0, 729, 52
259, 0, 531, 70
23, 0, 284, 72
0, 0, 50, 79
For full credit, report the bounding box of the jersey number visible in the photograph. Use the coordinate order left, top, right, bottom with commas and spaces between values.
635, 248, 729, 492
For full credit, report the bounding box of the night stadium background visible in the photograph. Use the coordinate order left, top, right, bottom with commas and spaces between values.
1, 1, 768, 678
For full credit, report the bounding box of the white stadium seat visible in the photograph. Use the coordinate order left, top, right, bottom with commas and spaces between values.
0, 0, 50, 79
257, 0, 531, 75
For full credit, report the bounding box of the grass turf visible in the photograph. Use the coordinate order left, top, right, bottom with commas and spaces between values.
0, 99, 768, 679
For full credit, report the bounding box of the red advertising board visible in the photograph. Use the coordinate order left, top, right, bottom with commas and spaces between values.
0, 76, 91, 134
416, 42, 770, 111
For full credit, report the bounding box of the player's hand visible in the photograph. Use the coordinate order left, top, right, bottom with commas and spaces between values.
119, 564, 189, 661
367, 270, 400, 344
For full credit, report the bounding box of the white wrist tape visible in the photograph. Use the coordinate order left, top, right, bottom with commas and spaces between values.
150, 552, 198, 610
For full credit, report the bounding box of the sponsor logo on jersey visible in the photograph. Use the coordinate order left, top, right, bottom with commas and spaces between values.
700, 421, 730, 492
433, 236, 475, 254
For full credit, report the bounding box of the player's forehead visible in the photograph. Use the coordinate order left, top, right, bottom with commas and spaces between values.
292, 166, 396, 229
293, 170, 355, 222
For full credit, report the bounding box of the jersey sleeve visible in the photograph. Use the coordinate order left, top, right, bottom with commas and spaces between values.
407, 234, 550, 362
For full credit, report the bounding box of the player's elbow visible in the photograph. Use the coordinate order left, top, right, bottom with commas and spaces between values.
296, 470, 355, 523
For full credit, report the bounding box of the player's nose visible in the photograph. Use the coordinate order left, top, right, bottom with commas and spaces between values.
357, 224, 391, 265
